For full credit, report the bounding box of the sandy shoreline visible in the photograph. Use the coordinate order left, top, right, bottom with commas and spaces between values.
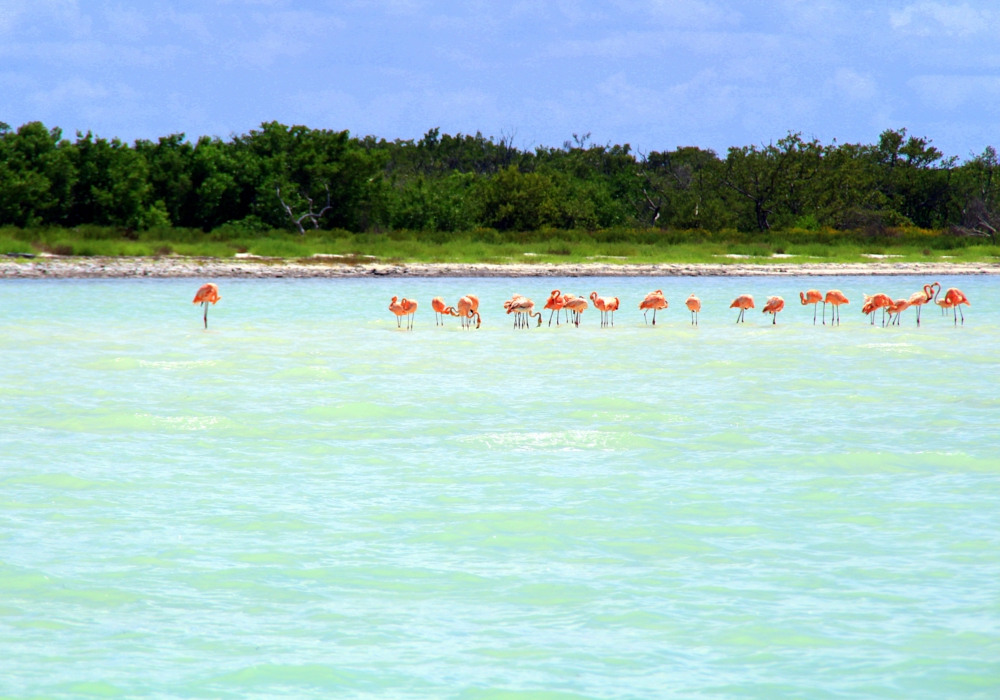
3, 256, 999, 279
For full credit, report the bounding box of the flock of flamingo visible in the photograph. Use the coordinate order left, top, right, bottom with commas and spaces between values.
190, 281, 971, 330
383, 283, 971, 330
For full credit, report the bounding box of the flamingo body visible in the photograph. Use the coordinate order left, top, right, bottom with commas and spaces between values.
639, 290, 668, 325
762, 296, 785, 324
730, 294, 754, 323
823, 289, 848, 325
193, 283, 221, 328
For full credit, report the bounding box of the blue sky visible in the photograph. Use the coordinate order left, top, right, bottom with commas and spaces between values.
1, 1, 997, 157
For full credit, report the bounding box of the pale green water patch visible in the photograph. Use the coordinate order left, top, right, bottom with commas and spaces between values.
1, 276, 999, 698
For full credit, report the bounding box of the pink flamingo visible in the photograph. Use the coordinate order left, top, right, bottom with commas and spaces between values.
942, 288, 970, 325
192, 283, 221, 329
590, 292, 619, 327
762, 296, 785, 324
823, 290, 849, 325
685, 294, 701, 325
907, 282, 940, 326
639, 290, 668, 325
730, 294, 754, 323
800, 289, 823, 324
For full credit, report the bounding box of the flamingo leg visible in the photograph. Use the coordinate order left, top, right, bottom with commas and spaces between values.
643, 310, 648, 325
203, 302, 208, 329
822, 302, 826, 325
813, 305, 817, 324
960, 306, 965, 325
652, 309, 657, 326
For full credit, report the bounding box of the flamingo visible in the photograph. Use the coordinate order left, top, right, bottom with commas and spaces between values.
564, 296, 589, 327
907, 282, 940, 326
730, 294, 754, 323
936, 295, 952, 316
456, 295, 481, 329
504, 295, 541, 328
389, 296, 406, 328
886, 298, 910, 326
432, 297, 458, 326
560, 293, 581, 324
192, 283, 221, 329
685, 294, 701, 325
544, 290, 566, 326
823, 290, 849, 326
862, 293, 893, 326
762, 296, 785, 324
942, 288, 970, 326
639, 290, 668, 325
400, 298, 418, 330
799, 289, 823, 324
589, 292, 619, 328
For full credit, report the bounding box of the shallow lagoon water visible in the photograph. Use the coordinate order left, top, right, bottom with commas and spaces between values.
1, 275, 999, 699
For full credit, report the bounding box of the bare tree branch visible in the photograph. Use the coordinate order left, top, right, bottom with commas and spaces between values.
277, 184, 333, 234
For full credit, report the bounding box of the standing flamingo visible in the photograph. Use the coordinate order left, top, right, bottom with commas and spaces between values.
590, 292, 619, 327
563, 296, 589, 327
456, 295, 481, 329
823, 290, 849, 325
400, 298, 417, 330
762, 296, 785, 324
942, 288, 970, 325
862, 293, 893, 326
504, 295, 542, 328
192, 283, 221, 329
389, 296, 406, 328
886, 298, 910, 326
639, 290, 668, 325
685, 294, 701, 325
432, 297, 458, 326
544, 290, 566, 326
799, 289, 823, 324
907, 282, 940, 326
730, 294, 754, 323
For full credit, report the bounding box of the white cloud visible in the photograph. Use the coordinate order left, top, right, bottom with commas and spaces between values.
833, 68, 877, 101
889, 2, 999, 36
909, 74, 1000, 110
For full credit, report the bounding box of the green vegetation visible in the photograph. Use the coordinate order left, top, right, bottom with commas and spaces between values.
2, 225, 998, 265
1, 119, 997, 263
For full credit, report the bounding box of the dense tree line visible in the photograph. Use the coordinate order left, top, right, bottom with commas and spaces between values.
0, 120, 997, 240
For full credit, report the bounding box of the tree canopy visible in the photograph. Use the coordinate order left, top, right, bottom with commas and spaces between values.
0, 121, 996, 238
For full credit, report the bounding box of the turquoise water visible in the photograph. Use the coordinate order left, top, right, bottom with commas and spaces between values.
1, 275, 999, 699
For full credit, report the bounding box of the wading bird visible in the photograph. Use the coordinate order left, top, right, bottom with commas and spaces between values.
544, 290, 566, 326
431, 297, 457, 326
456, 295, 481, 329
886, 298, 910, 326
823, 290, 849, 325
730, 294, 754, 323
685, 294, 701, 325
762, 296, 785, 324
639, 290, 668, 325
590, 292, 619, 327
192, 283, 221, 329
907, 282, 940, 326
942, 288, 970, 325
564, 296, 589, 327
389, 296, 417, 330
799, 289, 823, 324
862, 293, 893, 326
504, 294, 541, 328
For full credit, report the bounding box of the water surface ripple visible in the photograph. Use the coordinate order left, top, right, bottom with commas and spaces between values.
1, 276, 998, 699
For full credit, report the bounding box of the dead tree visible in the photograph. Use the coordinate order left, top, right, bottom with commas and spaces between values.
277, 184, 333, 234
